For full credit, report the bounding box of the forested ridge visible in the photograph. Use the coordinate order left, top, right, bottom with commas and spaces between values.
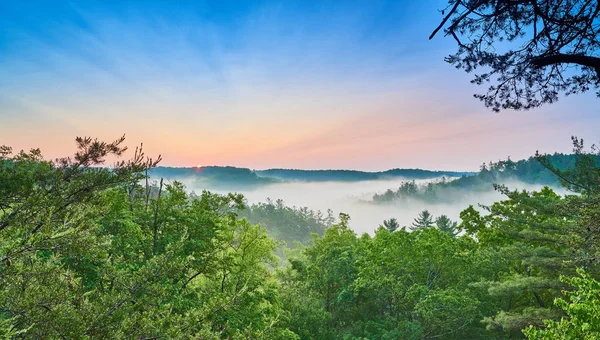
149, 166, 278, 190
148, 166, 474, 190
253, 169, 473, 182
2, 137, 600, 339
373, 153, 597, 204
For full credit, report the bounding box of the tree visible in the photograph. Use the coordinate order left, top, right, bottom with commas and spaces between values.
457, 179, 600, 336
240, 199, 328, 247
0, 137, 296, 339
382, 218, 400, 232
524, 269, 600, 340
430, 0, 600, 111
435, 215, 458, 237
411, 210, 434, 230
0, 136, 160, 338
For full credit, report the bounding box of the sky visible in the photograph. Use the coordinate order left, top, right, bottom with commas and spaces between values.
1, 0, 599, 171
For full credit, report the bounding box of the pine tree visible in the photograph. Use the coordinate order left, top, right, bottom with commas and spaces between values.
382, 218, 400, 232
435, 215, 457, 237
411, 210, 434, 230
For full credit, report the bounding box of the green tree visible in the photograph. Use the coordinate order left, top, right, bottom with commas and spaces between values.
382, 218, 400, 232
280, 219, 486, 339
0, 137, 296, 339
435, 214, 458, 237
240, 199, 328, 247
460, 188, 571, 335
411, 210, 434, 230
524, 269, 600, 340
0, 136, 159, 338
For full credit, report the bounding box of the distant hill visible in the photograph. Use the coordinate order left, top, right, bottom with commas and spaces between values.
372, 153, 600, 203
148, 166, 475, 189
254, 168, 473, 182
379, 168, 474, 179
148, 166, 278, 190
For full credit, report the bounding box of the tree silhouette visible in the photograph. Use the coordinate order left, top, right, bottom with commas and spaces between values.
431, 0, 600, 111
382, 218, 400, 232
411, 210, 434, 230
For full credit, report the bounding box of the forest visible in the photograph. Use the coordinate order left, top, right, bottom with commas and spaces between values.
2, 136, 600, 339
2, 0, 600, 338
372, 154, 596, 204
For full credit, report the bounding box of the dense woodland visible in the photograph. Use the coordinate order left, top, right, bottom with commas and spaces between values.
2, 0, 599, 338
372, 154, 594, 204
2, 137, 600, 339
239, 199, 331, 247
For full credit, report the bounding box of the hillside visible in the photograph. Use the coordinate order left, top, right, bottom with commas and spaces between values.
372, 153, 599, 203
149, 166, 475, 190
148, 166, 278, 190
255, 168, 473, 182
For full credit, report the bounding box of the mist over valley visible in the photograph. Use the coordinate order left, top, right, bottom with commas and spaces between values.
149, 154, 573, 235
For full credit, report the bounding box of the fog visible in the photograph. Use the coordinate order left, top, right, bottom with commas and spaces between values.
172, 177, 569, 235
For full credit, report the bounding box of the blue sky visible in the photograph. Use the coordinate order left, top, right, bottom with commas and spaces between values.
1, 0, 599, 171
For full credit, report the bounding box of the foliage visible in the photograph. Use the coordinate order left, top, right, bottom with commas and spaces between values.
0, 137, 293, 339
431, 0, 600, 111
239, 198, 331, 247
3, 136, 600, 339
524, 269, 600, 340
411, 210, 435, 230
435, 215, 458, 237
279, 218, 486, 339
382, 218, 400, 232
